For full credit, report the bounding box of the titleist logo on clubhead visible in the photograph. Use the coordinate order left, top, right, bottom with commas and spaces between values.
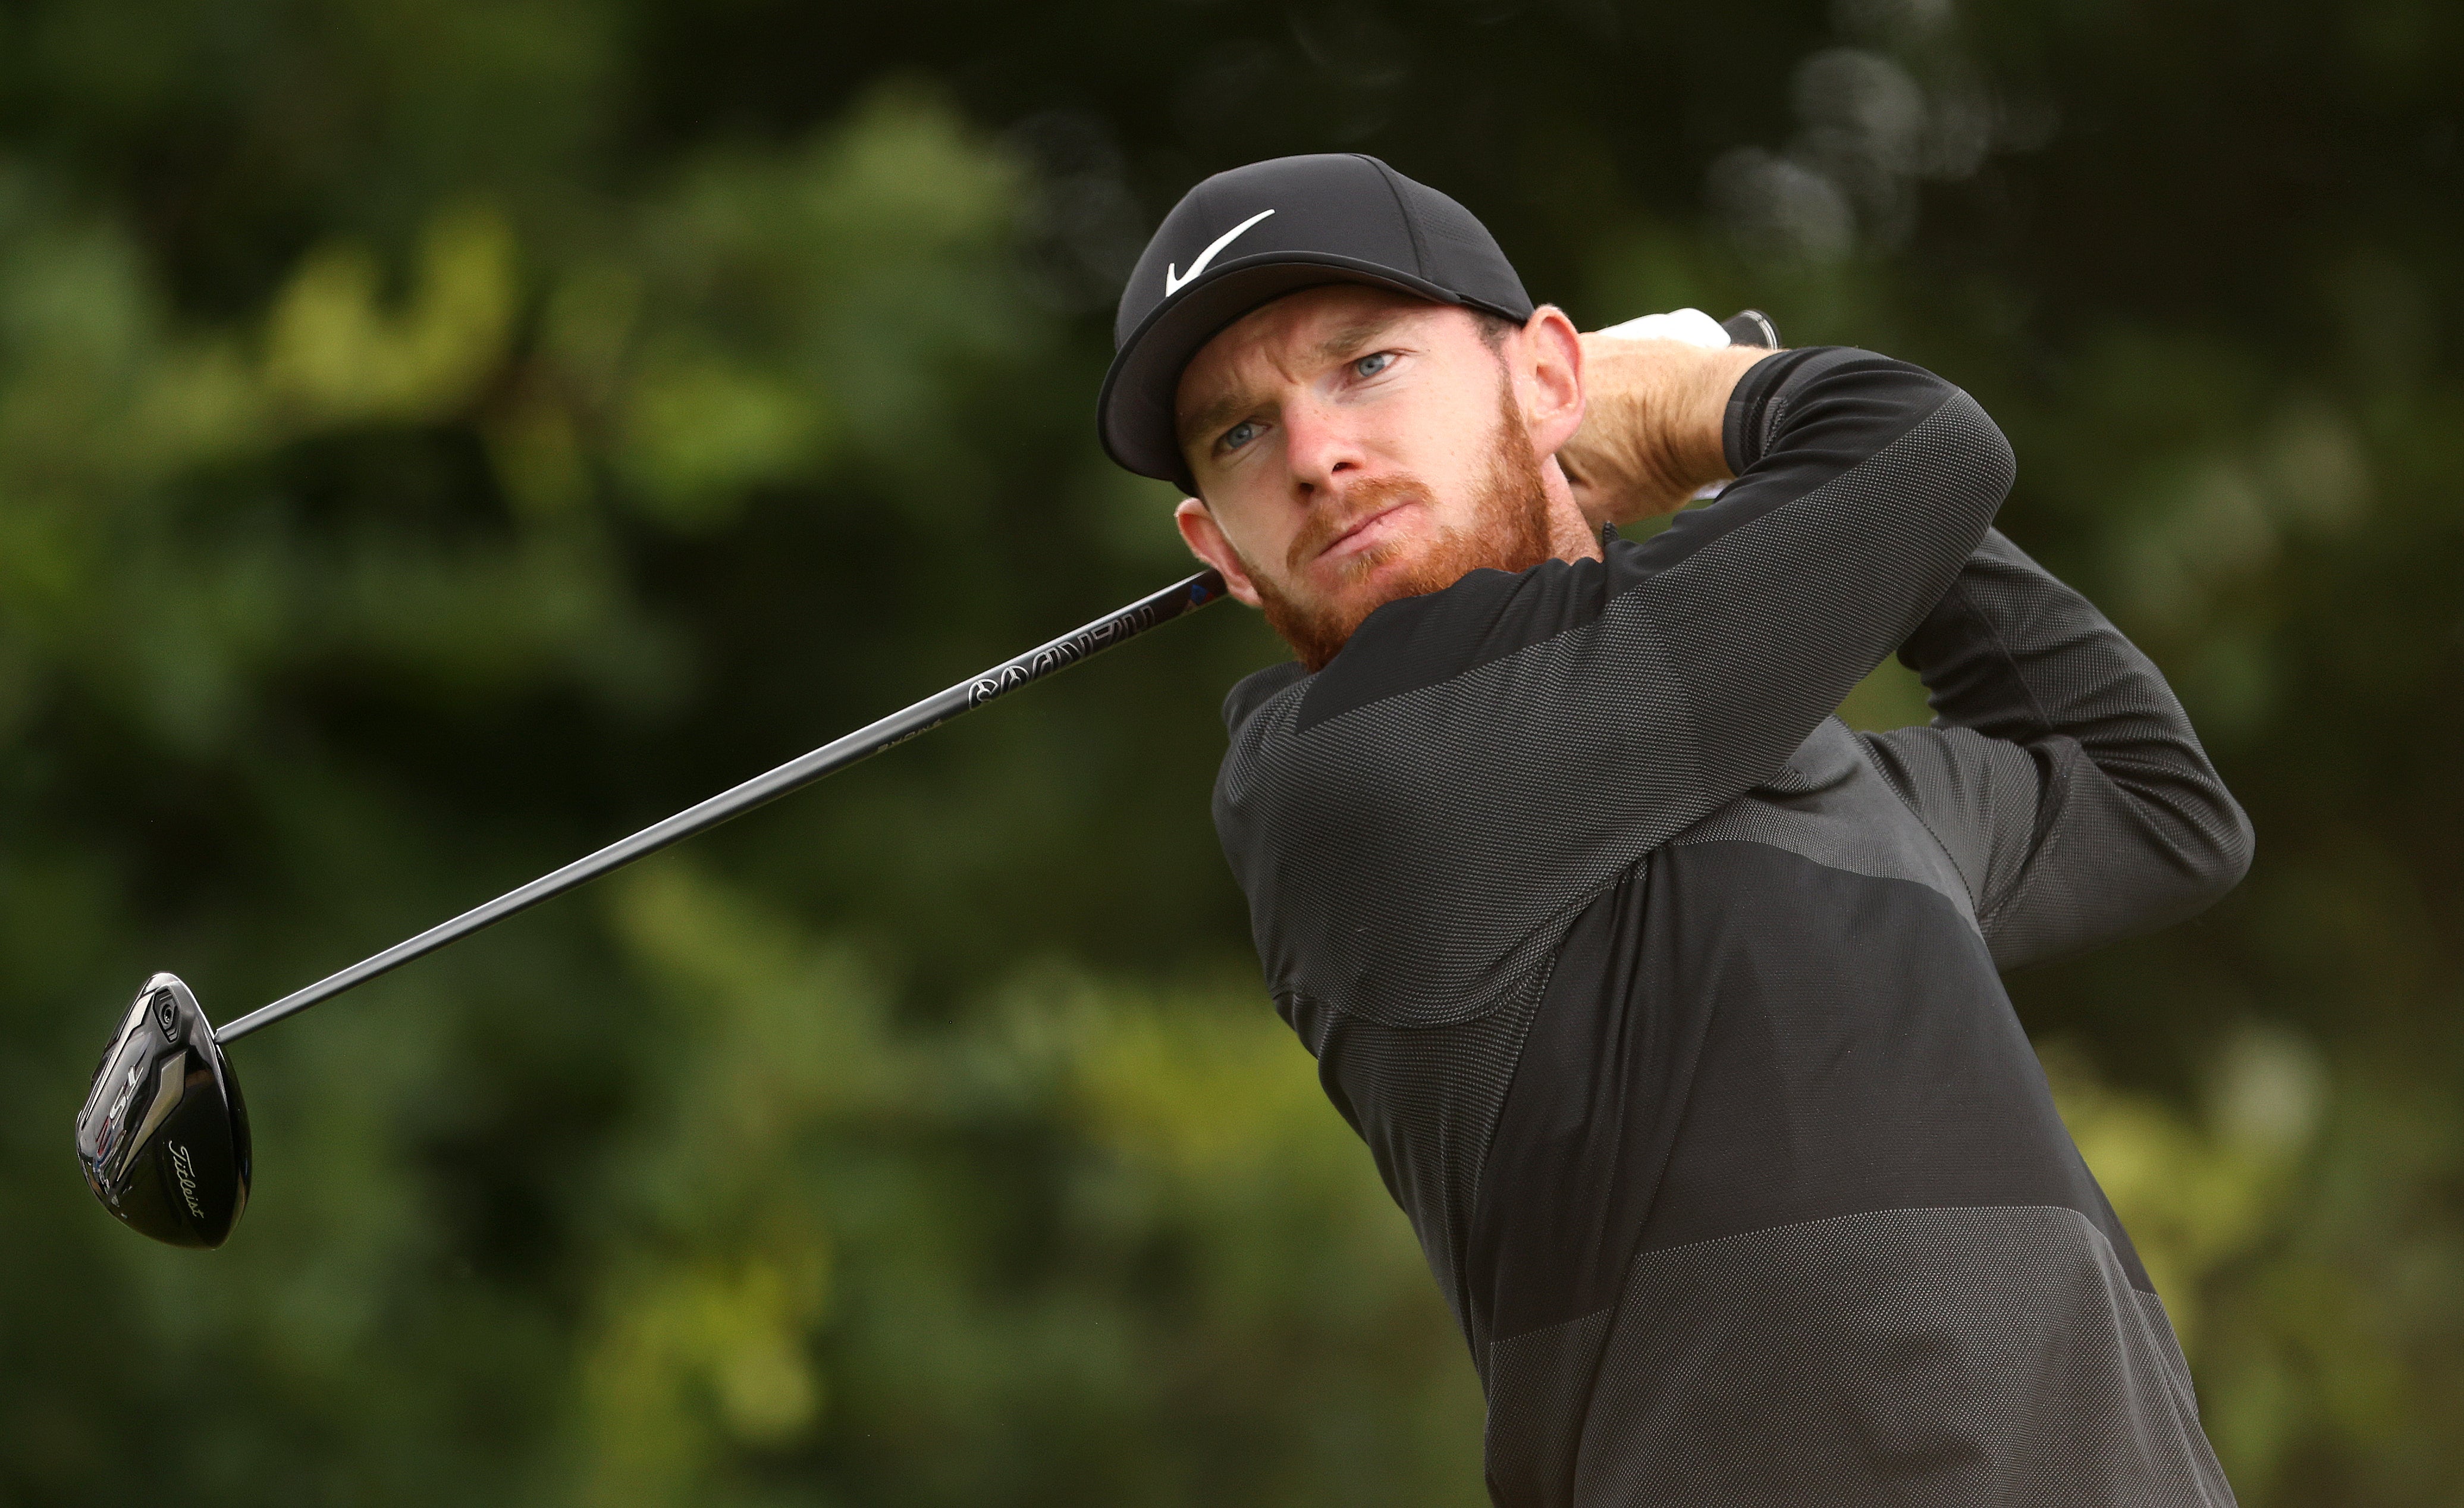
964, 598, 1181, 708
168, 1139, 206, 1221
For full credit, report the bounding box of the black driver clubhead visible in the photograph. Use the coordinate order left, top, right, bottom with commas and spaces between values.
74, 973, 251, 1249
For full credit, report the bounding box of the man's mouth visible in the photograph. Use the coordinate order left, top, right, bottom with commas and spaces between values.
1316, 501, 1412, 565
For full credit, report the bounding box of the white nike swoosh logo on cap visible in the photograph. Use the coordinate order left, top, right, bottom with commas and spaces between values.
1164, 209, 1275, 297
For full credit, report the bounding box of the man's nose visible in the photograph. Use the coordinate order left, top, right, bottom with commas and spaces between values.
1280, 398, 1367, 498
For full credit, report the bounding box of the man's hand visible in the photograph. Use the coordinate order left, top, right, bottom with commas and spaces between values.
1558, 336, 1772, 529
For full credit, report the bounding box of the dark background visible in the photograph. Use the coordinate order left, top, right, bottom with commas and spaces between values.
2, 0, 2457, 1501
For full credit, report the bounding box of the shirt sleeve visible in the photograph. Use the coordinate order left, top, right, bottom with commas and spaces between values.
1860, 529, 2256, 971
1216, 347, 2022, 1020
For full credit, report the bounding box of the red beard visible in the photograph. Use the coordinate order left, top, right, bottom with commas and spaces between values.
1244, 384, 1556, 672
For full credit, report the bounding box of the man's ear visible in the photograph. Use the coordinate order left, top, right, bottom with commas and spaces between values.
1517, 305, 1586, 456
1175, 498, 1264, 607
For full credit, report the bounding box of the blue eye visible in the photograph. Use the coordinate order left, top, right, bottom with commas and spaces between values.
1221, 420, 1261, 453
1354, 351, 1395, 378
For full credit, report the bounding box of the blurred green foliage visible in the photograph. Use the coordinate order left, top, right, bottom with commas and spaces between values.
0, 0, 2457, 1503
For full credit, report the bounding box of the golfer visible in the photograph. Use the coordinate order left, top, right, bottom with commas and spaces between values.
1099, 153, 2252, 1504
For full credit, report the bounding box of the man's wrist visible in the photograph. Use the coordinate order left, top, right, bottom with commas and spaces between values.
1677, 345, 1770, 490
1563, 339, 1771, 526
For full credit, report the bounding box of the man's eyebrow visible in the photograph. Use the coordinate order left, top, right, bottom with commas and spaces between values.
1307, 311, 1411, 366
1177, 309, 1418, 452
1178, 387, 1258, 452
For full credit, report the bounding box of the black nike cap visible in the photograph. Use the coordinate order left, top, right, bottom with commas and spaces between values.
1098, 154, 1536, 487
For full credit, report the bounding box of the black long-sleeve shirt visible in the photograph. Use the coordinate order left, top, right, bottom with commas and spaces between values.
1210, 347, 2253, 1506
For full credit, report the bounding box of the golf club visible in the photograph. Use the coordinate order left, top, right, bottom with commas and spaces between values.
74, 568, 1227, 1247
75, 308, 1781, 1251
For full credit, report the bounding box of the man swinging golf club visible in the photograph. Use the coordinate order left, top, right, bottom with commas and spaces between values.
1099, 153, 2252, 1504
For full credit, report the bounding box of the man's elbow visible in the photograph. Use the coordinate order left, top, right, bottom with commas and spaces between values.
1916, 387, 2018, 534
2198, 796, 2256, 902
2154, 786, 2256, 918
1988, 781, 2253, 973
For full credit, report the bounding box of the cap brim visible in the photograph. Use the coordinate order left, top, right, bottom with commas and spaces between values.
1097, 253, 1483, 487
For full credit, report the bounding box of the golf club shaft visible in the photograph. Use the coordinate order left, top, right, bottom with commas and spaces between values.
217, 569, 1230, 1043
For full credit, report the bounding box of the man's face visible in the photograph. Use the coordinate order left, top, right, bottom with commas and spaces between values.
1171, 284, 1590, 669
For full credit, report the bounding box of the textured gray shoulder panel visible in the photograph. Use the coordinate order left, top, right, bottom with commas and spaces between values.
1531, 1205, 2235, 1507
1219, 597, 1703, 1029
1669, 717, 1981, 932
